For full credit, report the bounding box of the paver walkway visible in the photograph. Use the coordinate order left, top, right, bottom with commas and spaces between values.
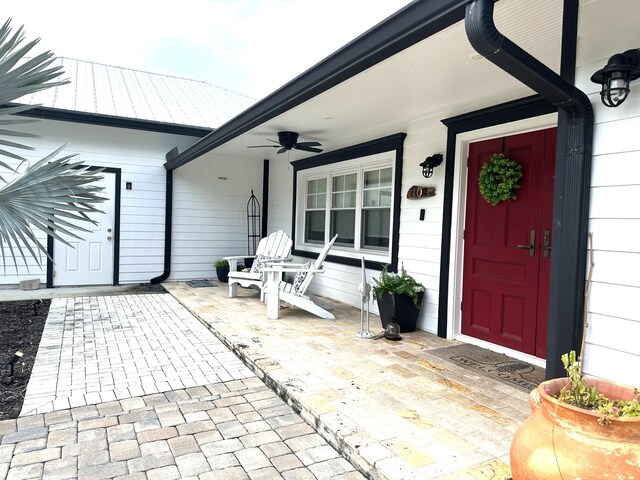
22, 294, 251, 415
2, 293, 363, 479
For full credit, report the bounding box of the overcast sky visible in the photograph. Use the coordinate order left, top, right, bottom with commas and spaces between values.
6, 1, 413, 99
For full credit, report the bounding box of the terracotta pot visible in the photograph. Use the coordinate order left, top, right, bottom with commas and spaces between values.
510, 377, 640, 479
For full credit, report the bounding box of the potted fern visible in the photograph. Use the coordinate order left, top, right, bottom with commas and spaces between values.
371, 264, 425, 333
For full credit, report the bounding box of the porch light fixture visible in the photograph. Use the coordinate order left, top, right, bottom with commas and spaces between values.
420, 153, 443, 178
591, 49, 640, 107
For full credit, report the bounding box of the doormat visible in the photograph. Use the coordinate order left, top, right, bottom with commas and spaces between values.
186, 279, 216, 288
429, 344, 545, 392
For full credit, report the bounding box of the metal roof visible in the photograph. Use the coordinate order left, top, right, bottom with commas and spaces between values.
17, 57, 256, 129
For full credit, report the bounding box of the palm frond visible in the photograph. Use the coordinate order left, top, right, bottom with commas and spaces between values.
0, 147, 105, 273
0, 19, 104, 273
0, 18, 69, 167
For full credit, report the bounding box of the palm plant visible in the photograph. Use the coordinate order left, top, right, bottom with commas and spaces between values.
0, 18, 105, 273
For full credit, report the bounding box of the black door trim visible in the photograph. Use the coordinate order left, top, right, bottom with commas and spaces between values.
439, 95, 557, 337
47, 167, 121, 287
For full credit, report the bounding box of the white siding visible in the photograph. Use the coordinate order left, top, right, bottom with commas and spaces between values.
576, 58, 640, 387
266, 58, 640, 387
170, 154, 264, 281
267, 118, 447, 333
0, 119, 198, 286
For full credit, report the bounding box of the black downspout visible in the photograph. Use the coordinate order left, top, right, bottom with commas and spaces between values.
150, 169, 173, 284
262, 159, 269, 238
465, 0, 594, 378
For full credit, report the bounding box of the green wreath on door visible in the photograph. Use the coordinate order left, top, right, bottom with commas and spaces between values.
478, 153, 523, 206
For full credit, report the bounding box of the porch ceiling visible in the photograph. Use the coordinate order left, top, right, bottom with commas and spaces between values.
194, 0, 562, 163
192, 0, 635, 164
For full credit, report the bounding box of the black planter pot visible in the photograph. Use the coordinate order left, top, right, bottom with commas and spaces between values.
216, 266, 230, 283
376, 291, 424, 333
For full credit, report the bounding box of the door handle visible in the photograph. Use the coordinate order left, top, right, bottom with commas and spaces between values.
542, 230, 551, 258
517, 230, 536, 257
107, 236, 112, 241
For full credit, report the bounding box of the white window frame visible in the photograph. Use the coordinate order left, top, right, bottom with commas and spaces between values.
295, 151, 395, 264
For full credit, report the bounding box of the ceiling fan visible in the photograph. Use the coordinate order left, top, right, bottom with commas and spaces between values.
247, 131, 323, 154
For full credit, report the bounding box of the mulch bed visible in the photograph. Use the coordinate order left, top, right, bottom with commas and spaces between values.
0, 299, 50, 420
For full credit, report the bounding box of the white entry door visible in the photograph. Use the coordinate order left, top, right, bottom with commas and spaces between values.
54, 171, 116, 286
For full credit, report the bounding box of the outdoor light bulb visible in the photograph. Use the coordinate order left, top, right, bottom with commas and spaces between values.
591, 50, 640, 107
609, 77, 628, 102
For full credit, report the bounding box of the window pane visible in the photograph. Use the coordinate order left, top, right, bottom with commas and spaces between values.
345, 191, 356, 208
305, 211, 325, 243
345, 173, 357, 190
380, 167, 392, 187
364, 190, 377, 207
380, 189, 392, 207
333, 176, 344, 191
307, 179, 326, 210
364, 170, 379, 188
362, 208, 390, 248
332, 192, 344, 208
331, 210, 355, 246
364, 167, 392, 211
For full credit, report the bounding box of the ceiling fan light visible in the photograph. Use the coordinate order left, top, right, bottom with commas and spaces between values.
247, 131, 323, 154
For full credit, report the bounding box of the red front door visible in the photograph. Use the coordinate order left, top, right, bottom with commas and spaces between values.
462, 128, 556, 358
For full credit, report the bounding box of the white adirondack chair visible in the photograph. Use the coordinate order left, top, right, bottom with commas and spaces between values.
262, 234, 338, 320
225, 230, 292, 298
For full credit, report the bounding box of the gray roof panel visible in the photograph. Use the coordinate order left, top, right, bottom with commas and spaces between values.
19, 57, 255, 129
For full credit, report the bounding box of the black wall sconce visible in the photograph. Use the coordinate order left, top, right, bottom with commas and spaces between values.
591, 49, 640, 107
419, 153, 443, 178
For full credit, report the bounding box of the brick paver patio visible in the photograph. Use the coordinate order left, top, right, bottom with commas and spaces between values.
1, 282, 534, 479
2, 292, 363, 479
2, 379, 362, 479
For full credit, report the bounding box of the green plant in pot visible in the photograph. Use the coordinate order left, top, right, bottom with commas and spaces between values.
213, 258, 230, 283
510, 234, 640, 479
371, 264, 425, 333
510, 350, 640, 479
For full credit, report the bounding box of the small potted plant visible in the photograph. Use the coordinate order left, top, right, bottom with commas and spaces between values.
213, 258, 230, 283
371, 264, 425, 333
510, 350, 640, 479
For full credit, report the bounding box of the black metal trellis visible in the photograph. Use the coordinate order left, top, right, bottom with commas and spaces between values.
247, 190, 261, 255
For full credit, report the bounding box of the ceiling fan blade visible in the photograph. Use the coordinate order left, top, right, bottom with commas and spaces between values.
277, 147, 287, 154
247, 145, 280, 148
294, 145, 323, 153
296, 142, 322, 148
